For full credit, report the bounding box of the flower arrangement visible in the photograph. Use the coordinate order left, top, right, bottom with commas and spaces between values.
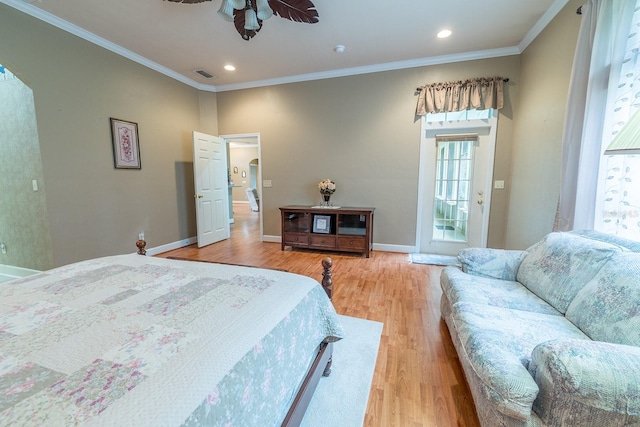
318, 179, 336, 194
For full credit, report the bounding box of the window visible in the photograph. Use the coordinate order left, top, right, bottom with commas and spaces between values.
594, 3, 640, 241
426, 108, 495, 123
433, 135, 476, 242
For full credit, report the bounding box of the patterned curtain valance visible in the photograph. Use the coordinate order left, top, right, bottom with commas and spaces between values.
415, 76, 506, 116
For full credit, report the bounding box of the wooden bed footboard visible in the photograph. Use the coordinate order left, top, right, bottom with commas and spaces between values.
281, 342, 334, 427
282, 257, 335, 426
136, 239, 334, 301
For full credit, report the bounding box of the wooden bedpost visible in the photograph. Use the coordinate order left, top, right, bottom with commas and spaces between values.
321, 258, 334, 377
136, 239, 147, 255
321, 257, 333, 300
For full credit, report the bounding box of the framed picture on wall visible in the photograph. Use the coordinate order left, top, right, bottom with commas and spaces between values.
313, 215, 331, 234
110, 118, 141, 169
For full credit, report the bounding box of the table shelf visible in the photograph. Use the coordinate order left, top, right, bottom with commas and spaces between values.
280, 206, 375, 257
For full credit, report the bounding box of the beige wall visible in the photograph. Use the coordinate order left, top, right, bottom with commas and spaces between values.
0, 75, 53, 270
0, 4, 214, 268
505, 0, 583, 249
1, 1, 584, 266
217, 57, 520, 248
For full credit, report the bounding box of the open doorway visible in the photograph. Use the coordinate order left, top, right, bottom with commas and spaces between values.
222, 133, 263, 240
416, 111, 498, 255
0, 64, 53, 274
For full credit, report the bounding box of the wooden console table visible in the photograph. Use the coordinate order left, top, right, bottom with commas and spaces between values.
280, 206, 375, 257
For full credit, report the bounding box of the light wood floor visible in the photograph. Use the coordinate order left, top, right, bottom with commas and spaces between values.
158, 204, 480, 427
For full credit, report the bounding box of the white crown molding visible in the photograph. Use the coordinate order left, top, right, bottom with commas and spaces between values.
213, 46, 521, 92
3, 0, 565, 93
1, 0, 202, 89
519, 0, 569, 52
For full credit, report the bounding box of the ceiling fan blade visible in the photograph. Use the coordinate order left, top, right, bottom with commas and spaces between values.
164, 0, 212, 3
268, 0, 319, 24
234, 8, 263, 41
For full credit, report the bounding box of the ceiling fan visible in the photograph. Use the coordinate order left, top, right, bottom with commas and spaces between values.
165, 0, 319, 41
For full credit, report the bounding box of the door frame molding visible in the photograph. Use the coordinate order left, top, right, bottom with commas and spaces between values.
221, 132, 263, 241
415, 115, 498, 254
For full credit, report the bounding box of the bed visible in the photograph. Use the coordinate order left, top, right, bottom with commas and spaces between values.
0, 250, 344, 426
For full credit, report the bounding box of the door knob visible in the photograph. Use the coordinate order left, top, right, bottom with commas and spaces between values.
194, 194, 203, 199
477, 199, 484, 205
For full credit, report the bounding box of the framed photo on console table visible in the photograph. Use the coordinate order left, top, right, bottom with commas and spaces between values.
110, 118, 141, 169
313, 215, 331, 234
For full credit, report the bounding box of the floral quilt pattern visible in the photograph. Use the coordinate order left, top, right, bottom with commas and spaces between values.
0, 255, 343, 426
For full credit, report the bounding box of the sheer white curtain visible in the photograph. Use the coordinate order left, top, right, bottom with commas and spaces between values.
555, 0, 637, 231
596, 3, 640, 239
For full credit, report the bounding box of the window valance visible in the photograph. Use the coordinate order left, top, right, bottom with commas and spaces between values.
415, 76, 506, 116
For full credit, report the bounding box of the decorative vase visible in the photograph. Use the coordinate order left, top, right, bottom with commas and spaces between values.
322, 192, 332, 207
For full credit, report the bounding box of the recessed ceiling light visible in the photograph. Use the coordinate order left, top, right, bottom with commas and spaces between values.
224, 65, 236, 71
334, 45, 346, 54
437, 29, 452, 39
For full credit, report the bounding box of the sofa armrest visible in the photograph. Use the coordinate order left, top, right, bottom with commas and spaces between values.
457, 248, 527, 281
529, 339, 640, 425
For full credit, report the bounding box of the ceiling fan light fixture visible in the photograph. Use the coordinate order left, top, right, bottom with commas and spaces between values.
230, 0, 246, 9
255, 0, 273, 20
195, 0, 318, 40
244, 7, 260, 30
217, 0, 235, 22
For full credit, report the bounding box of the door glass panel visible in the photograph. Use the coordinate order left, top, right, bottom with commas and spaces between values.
433, 139, 475, 242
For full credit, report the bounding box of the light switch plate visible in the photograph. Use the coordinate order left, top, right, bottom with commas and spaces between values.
263, 180, 272, 188
494, 180, 505, 189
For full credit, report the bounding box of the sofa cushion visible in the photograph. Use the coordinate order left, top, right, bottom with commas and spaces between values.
441, 266, 561, 315
516, 232, 624, 314
457, 248, 528, 281
571, 230, 640, 252
449, 302, 588, 420
566, 252, 640, 346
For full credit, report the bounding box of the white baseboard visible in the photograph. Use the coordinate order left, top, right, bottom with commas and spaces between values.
0, 263, 40, 278
263, 235, 281, 243
142, 237, 198, 256
372, 243, 415, 253
141, 236, 415, 257
262, 235, 413, 254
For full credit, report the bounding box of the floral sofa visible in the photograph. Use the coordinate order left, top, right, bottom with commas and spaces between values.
440, 230, 640, 426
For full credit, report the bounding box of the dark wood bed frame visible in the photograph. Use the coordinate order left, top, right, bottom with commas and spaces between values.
136, 239, 335, 426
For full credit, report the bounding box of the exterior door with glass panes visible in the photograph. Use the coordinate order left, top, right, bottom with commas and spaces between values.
418, 115, 497, 256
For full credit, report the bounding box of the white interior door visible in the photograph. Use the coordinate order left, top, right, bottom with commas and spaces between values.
193, 131, 230, 247
417, 116, 497, 255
